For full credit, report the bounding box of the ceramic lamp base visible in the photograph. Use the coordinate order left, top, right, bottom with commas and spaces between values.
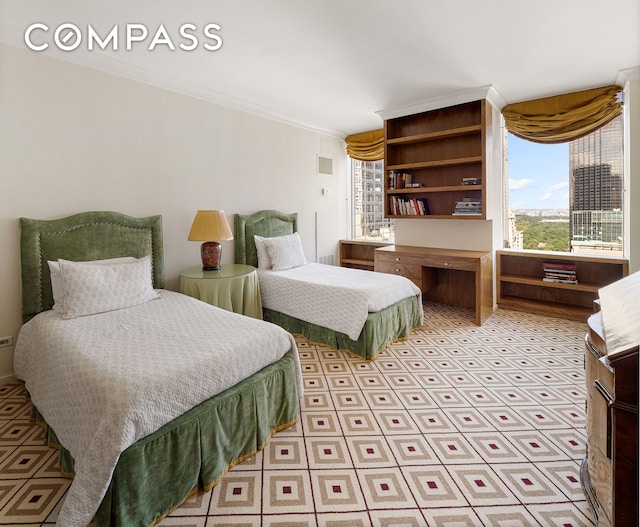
201, 241, 222, 270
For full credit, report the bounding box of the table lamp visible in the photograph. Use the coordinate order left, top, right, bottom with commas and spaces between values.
188, 210, 234, 270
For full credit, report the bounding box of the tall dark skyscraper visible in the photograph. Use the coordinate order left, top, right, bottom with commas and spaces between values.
571, 164, 622, 211
569, 115, 624, 252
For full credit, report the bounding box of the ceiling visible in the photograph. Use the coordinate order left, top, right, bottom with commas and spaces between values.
1, 0, 639, 137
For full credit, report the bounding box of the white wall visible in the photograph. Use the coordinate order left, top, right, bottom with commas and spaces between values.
0, 43, 348, 382
625, 77, 640, 273
394, 218, 493, 251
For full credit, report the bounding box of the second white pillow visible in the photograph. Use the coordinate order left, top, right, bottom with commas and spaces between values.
261, 232, 307, 271
253, 235, 273, 269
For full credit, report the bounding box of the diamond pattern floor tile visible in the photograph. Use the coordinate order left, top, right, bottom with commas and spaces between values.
309, 469, 367, 513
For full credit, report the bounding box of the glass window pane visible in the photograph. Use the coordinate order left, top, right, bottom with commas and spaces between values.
351, 158, 394, 241
506, 115, 623, 256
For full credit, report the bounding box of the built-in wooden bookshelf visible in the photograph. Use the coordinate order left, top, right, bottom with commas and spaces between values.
497, 249, 629, 320
339, 239, 392, 270
384, 99, 489, 219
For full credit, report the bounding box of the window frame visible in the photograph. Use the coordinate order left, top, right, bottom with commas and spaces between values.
349, 157, 394, 241
504, 114, 625, 256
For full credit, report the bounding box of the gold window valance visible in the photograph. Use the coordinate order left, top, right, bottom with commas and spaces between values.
502, 85, 622, 144
344, 129, 384, 161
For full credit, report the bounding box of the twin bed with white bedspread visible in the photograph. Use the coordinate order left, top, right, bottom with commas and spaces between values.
234, 209, 424, 359
14, 211, 302, 527
258, 262, 422, 341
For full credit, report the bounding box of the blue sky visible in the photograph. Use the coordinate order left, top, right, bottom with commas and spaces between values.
507, 134, 569, 210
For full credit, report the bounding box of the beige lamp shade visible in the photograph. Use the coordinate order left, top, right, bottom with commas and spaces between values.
188, 210, 234, 242
188, 210, 234, 270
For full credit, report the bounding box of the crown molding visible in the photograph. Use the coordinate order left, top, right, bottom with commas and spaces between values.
0, 29, 346, 139
375, 85, 506, 121
616, 66, 640, 86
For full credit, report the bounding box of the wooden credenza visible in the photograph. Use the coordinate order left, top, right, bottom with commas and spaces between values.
339, 239, 393, 271
582, 312, 638, 526
374, 245, 493, 325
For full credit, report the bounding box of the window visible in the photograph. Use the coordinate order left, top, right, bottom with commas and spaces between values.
506, 114, 624, 255
350, 158, 394, 240
569, 116, 624, 254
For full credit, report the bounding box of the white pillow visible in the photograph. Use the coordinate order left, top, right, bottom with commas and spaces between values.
253, 235, 273, 270
261, 232, 307, 271
58, 255, 159, 319
48, 257, 137, 312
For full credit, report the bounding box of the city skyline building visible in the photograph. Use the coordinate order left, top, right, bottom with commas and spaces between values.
569, 115, 624, 254
351, 159, 393, 240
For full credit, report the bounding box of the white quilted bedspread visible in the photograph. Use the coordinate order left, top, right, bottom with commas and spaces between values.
258, 263, 423, 340
13, 290, 301, 527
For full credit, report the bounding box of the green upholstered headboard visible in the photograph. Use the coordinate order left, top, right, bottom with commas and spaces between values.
234, 210, 298, 267
19, 211, 164, 322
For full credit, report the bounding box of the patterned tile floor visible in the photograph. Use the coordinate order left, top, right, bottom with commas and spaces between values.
0, 303, 595, 526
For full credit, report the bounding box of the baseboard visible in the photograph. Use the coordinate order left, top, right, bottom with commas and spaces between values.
0, 374, 17, 385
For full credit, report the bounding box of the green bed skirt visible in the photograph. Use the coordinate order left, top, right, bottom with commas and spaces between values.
32, 355, 300, 527
263, 295, 423, 360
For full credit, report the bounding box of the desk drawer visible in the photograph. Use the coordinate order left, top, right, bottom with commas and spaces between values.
375, 252, 425, 267
376, 251, 475, 272
375, 261, 423, 289
417, 256, 476, 271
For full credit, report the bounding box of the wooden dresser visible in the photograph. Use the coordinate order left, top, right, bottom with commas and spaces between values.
582, 308, 638, 526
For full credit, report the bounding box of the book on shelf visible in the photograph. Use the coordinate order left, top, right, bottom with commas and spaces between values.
543, 277, 578, 284
544, 272, 577, 279
542, 262, 576, 272
389, 196, 430, 216
387, 170, 414, 189
542, 261, 578, 284
452, 198, 482, 216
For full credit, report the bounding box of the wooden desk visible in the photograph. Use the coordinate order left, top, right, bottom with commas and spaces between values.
374, 245, 493, 325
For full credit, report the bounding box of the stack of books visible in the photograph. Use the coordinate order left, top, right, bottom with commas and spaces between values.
461, 177, 482, 186
452, 198, 482, 215
543, 261, 578, 284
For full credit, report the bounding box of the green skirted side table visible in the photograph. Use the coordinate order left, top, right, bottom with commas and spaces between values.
179, 264, 263, 319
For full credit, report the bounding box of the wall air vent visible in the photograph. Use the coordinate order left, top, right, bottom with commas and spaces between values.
317, 155, 334, 175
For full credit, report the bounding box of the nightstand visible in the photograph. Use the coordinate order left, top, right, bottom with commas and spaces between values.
179, 264, 262, 319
